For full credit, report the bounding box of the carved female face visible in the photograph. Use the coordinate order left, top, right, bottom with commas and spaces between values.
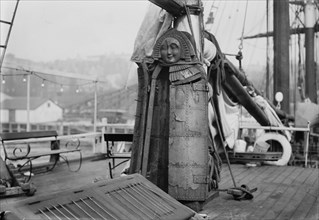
160, 37, 181, 64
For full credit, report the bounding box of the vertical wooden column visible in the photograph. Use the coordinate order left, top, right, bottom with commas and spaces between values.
273, 0, 290, 113
130, 66, 149, 174
304, 0, 317, 103
129, 65, 169, 192
26, 74, 31, 131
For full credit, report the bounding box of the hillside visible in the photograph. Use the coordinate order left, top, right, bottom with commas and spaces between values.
1, 53, 137, 99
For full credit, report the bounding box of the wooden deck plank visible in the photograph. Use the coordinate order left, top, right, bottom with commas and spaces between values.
231, 166, 260, 185
218, 166, 237, 185
202, 165, 255, 219
252, 167, 298, 201
304, 168, 319, 186
219, 165, 248, 187
281, 166, 305, 185
305, 196, 319, 220
313, 170, 319, 187
212, 166, 267, 212
270, 167, 310, 219
244, 166, 301, 219
250, 183, 291, 219
2, 157, 116, 209
272, 166, 298, 184
236, 165, 272, 186
202, 166, 289, 219
234, 166, 280, 202
290, 187, 318, 220
263, 184, 301, 219
291, 166, 315, 185
3, 157, 318, 220
287, 166, 318, 219
259, 166, 288, 185
252, 167, 296, 203
275, 185, 312, 220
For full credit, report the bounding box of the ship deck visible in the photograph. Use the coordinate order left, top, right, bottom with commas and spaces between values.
2, 156, 318, 220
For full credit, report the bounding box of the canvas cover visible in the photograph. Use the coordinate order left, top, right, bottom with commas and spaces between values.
130, 4, 173, 63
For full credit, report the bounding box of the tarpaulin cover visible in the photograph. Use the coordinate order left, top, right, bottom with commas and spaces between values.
130, 3, 173, 63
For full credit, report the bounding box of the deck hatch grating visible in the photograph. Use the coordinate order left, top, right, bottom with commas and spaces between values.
15, 174, 195, 220
37, 197, 118, 220
104, 183, 176, 219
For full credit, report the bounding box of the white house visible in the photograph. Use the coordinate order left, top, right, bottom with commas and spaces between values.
0, 97, 63, 123
0, 92, 12, 102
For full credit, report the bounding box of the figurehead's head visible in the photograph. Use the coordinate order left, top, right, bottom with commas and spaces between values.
153, 29, 198, 65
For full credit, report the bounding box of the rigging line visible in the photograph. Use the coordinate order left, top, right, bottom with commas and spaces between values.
245, 12, 266, 36
243, 40, 268, 50
238, 0, 249, 51
32, 72, 93, 87
297, 28, 305, 100
1, 65, 107, 84
0, 0, 20, 69
123, 62, 133, 90
291, 6, 303, 29
247, 12, 267, 67
294, 6, 304, 27
1, 66, 98, 87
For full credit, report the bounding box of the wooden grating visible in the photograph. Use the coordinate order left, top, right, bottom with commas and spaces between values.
13, 174, 195, 220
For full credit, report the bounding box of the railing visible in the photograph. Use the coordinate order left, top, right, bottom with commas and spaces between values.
0, 123, 134, 157
239, 122, 311, 167
1, 122, 134, 135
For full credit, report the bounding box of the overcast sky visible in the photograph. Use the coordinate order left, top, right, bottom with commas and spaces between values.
1, 0, 149, 62
0, 0, 287, 66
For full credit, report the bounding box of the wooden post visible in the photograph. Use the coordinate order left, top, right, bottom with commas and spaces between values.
304, 121, 310, 167
273, 0, 290, 113
304, 0, 317, 103
93, 81, 97, 153
266, 0, 270, 99
49, 139, 60, 163
26, 74, 30, 131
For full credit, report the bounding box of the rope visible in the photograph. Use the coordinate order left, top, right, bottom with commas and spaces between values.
238, 0, 249, 51
124, 62, 133, 90
184, 4, 198, 58
216, 184, 257, 200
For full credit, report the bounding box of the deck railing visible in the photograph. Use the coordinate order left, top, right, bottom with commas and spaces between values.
0, 122, 134, 135
239, 122, 312, 167
0, 123, 134, 158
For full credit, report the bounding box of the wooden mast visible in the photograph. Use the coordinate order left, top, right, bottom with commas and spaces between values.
304, 0, 317, 103
273, 0, 290, 113
245, 0, 318, 107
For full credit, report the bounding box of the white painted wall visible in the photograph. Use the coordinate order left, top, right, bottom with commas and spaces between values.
3, 100, 63, 123
30, 100, 63, 123
0, 109, 9, 122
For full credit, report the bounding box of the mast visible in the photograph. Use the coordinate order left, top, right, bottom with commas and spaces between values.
304, 0, 317, 103
266, 0, 270, 99
245, 0, 318, 107
273, 0, 290, 113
